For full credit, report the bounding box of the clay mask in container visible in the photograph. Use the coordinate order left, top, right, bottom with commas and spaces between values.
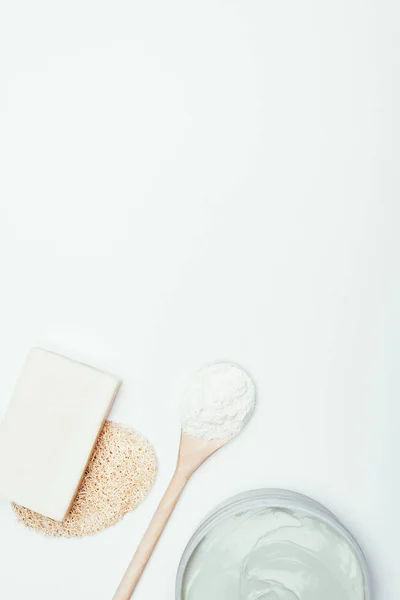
176, 490, 371, 600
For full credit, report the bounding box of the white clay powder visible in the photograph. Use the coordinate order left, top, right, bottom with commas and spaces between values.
181, 363, 256, 440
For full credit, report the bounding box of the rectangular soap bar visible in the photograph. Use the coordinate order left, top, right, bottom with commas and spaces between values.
0, 348, 121, 521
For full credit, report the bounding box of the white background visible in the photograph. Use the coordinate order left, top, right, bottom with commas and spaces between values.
0, 1, 398, 598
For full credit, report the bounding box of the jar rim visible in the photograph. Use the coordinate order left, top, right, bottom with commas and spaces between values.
175, 488, 372, 600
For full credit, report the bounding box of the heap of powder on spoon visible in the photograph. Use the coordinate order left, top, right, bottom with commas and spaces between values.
181, 363, 256, 440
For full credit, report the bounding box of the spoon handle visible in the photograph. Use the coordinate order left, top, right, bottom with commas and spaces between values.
112, 469, 188, 600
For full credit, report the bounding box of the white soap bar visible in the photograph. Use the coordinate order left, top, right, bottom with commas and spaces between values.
0, 349, 121, 521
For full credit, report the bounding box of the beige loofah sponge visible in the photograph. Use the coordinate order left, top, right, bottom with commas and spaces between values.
13, 421, 157, 537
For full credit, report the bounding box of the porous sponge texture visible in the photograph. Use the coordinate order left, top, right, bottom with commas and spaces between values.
13, 421, 157, 537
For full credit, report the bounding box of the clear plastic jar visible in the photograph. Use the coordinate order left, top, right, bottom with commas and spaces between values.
176, 489, 372, 600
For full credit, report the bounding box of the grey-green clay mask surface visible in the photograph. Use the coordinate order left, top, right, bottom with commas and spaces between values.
182, 507, 365, 600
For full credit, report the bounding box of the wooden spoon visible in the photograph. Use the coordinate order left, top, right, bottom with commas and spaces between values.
112, 431, 229, 600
